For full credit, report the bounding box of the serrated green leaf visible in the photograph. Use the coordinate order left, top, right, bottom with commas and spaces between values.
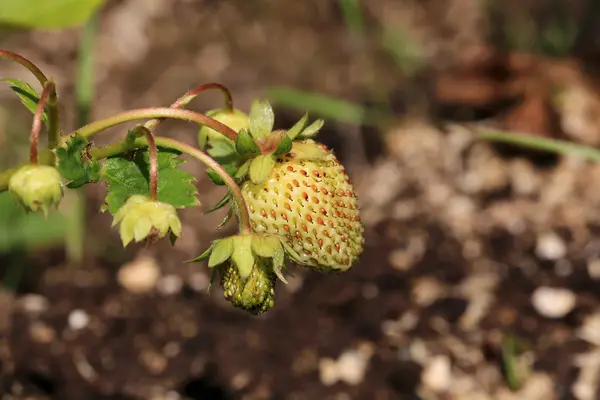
298, 119, 325, 139
230, 235, 254, 279
286, 113, 308, 140
206, 138, 239, 166
0, 78, 48, 122
186, 243, 215, 263
0, 0, 106, 29
208, 237, 234, 268
235, 128, 261, 156
249, 99, 274, 140
273, 134, 293, 157
235, 160, 251, 180
56, 134, 101, 189
251, 235, 282, 258
101, 148, 199, 214
249, 155, 275, 185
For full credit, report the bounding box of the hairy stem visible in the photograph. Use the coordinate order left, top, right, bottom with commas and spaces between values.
143, 129, 159, 201
71, 107, 238, 142
154, 137, 252, 233
30, 81, 55, 164
0, 49, 48, 85
144, 82, 234, 132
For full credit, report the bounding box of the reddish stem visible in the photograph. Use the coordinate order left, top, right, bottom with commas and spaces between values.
143, 129, 159, 201
144, 82, 234, 132
30, 81, 55, 164
0, 49, 48, 85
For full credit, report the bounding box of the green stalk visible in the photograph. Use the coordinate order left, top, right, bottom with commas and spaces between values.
72, 107, 238, 142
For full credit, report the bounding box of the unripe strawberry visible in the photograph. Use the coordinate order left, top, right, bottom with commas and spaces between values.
241, 140, 364, 271
220, 259, 276, 314
112, 195, 182, 246
8, 165, 63, 217
198, 108, 249, 150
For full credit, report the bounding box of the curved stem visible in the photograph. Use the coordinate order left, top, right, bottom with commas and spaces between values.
154, 137, 252, 233
72, 107, 238, 142
144, 82, 234, 133
30, 81, 55, 164
143, 129, 158, 201
0, 49, 48, 85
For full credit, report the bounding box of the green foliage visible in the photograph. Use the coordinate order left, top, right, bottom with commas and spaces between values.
56, 134, 101, 189
235, 129, 261, 157
249, 154, 275, 185
0, 78, 47, 122
0, 0, 106, 29
101, 148, 199, 214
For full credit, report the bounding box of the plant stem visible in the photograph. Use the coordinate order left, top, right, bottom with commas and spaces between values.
143, 130, 159, 201
71, 107, 238, 142
153, 137, 252, 233
29, 81, 55, 164
0, 49, 48, 85
144, 82, 234, 132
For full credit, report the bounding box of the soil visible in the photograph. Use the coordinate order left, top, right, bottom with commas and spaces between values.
2, 1, 600, 399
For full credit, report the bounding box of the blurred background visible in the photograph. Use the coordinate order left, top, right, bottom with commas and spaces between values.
2, 0, 600, 399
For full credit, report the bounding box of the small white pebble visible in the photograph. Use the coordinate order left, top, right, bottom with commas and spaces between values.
336, 349, 371, 386
319, 358, 339, 386
532, 286, 576, 318
68, 309, 90, 330
157, 275, 183, 296
587, 259, 600, 280
18, 294, 49, 314
117, 256, 160, 294
422, 355, 452, 392
535, 233, 567, 260
188, 272, 210, 292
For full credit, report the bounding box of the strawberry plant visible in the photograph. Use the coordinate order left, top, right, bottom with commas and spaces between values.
0, 49, 366, 315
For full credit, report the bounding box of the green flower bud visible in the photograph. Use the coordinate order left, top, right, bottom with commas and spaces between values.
112, 195, 182, 246
8, 165, 64, 217
220, 259, 276, 315
198, 108, 249, 149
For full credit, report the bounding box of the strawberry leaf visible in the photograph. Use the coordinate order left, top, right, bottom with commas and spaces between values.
249, 154, 275, 184
101, 147, 199, 214
0, 78, 48, 122
249, 99, 274, 140
235, 128, 261, 156
56, 134, 101, 189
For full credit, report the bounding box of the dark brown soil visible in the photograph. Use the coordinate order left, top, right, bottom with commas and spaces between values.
3, 1, 600, 399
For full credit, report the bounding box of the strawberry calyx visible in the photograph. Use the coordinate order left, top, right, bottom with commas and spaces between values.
187, 232, 288, 285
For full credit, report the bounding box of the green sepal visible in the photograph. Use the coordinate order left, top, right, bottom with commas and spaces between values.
286, 112, 308, 140
205, 192, 231, 214
298, 119, 324, 139
235, 160, 251, 180
251, 235, 282, 258
185, 243, 215, 263
208, 237, 234, 268
217, 208, 233, 230
235, 128, 261, 157
249, 154, 275, 185
272, 246, 288, 284
272, 133, 293, 157
230, 235, 254, 279
207, 163, 238, 186
56, 134, 101, 189
248, 99, 274, 140
0, 78, 48, 123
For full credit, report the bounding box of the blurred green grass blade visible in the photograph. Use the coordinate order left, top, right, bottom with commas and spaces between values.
268, 86, 388, 127
0, 0, 106, 29
0, 192, 67, 252
477, 128, 600, 162
338, 0, 364, 37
